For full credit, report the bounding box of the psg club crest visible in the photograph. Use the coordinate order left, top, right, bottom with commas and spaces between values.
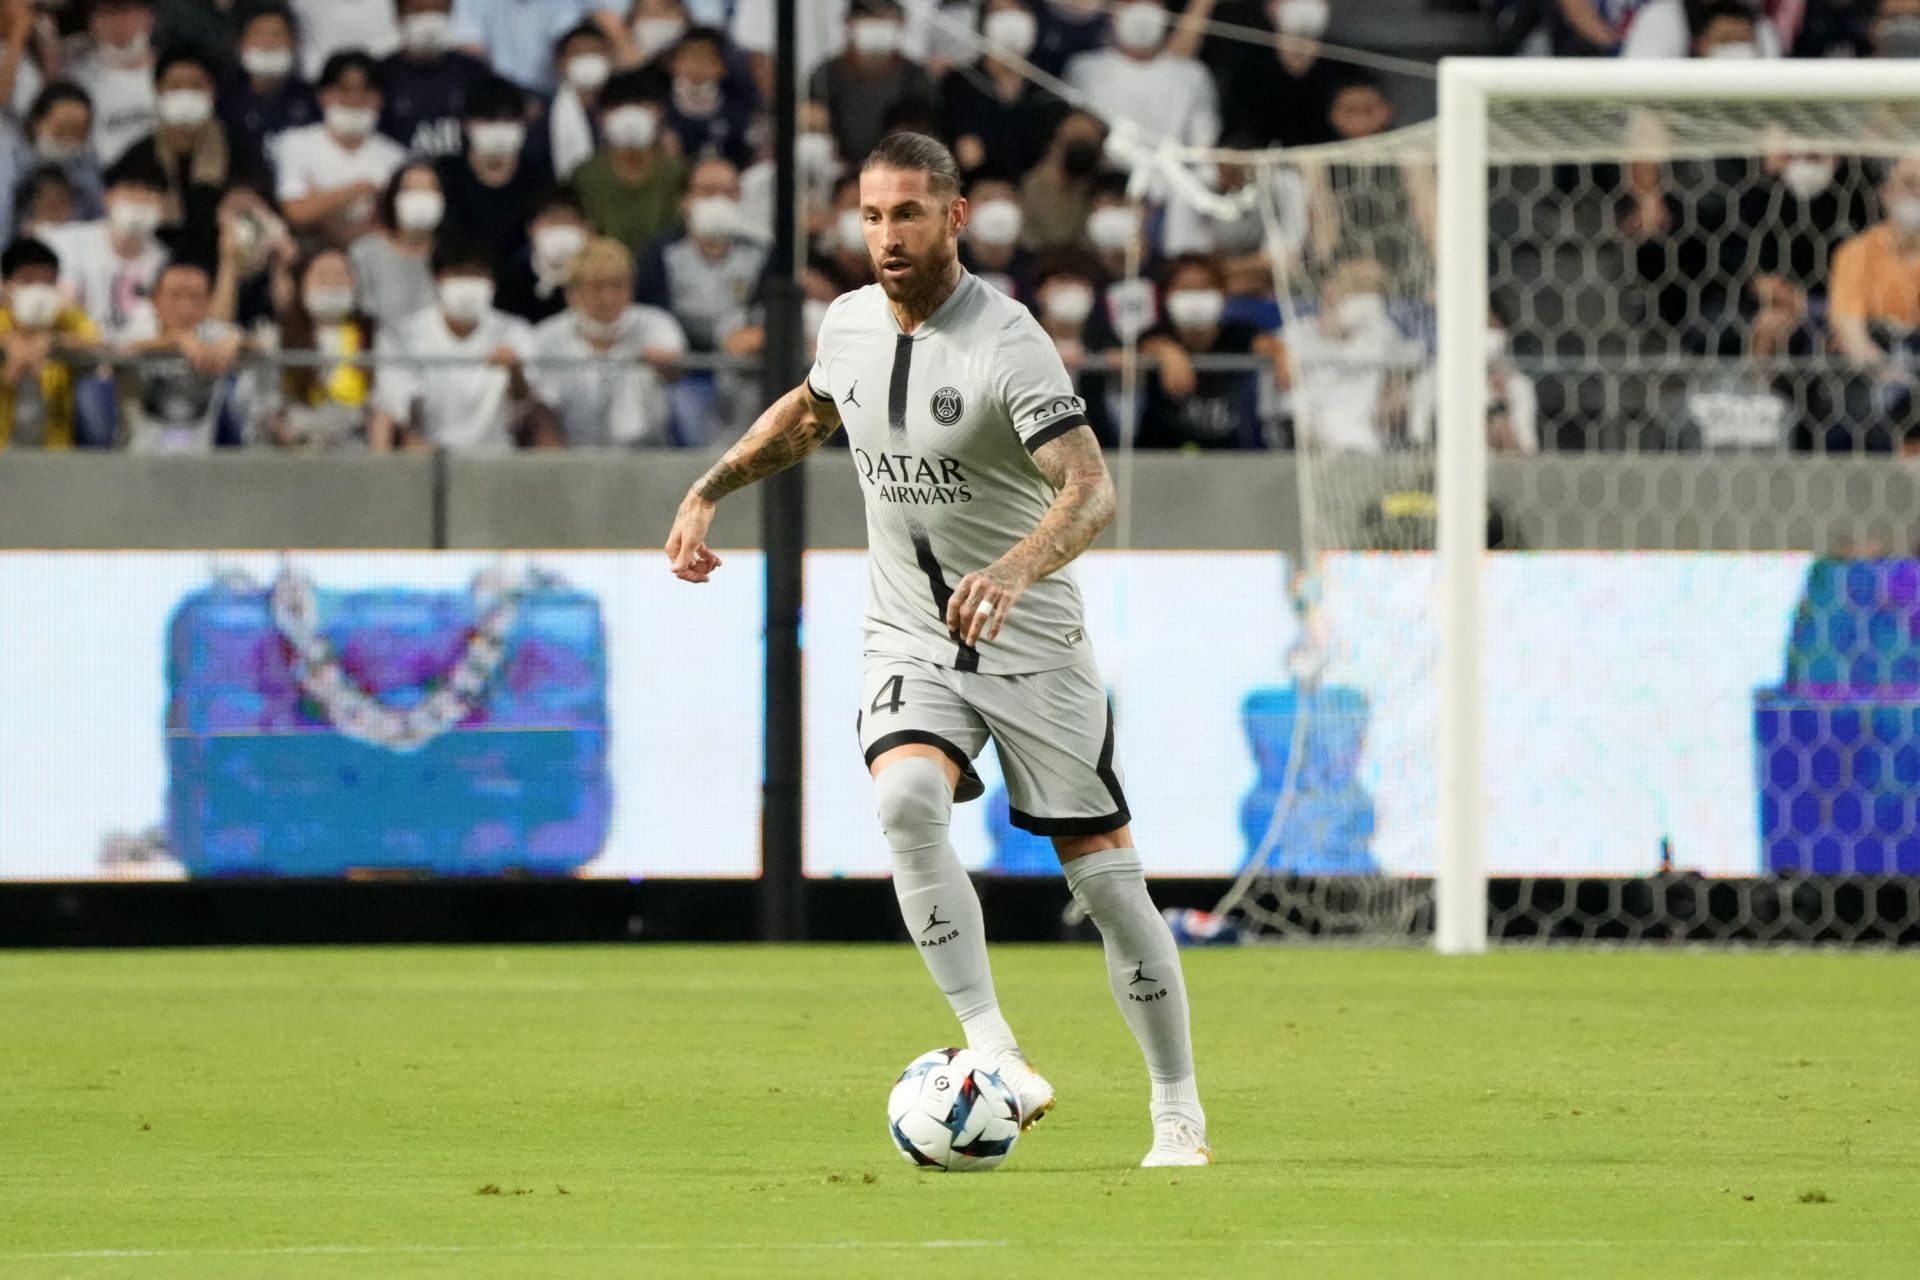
930, 387, 964, 426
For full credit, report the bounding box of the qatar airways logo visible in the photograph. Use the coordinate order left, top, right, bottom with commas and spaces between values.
854, 448, 973, 505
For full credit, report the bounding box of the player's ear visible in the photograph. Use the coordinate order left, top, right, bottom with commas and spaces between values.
949, 194, 968, 236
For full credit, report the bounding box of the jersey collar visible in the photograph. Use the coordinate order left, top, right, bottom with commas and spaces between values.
892, 269, 973, 339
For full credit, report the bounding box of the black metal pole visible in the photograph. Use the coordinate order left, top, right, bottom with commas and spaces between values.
759, 0, 806, 942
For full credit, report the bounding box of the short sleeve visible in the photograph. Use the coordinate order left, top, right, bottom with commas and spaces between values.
805, 293, 849, 403
994, 313, 1091, 453
636, 306, 688, 357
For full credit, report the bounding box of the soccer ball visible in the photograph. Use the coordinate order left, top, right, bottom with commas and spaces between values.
886, 1048, 1022, 1172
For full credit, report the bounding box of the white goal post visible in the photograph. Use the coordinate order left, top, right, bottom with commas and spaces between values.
1432, 60, 1920, 955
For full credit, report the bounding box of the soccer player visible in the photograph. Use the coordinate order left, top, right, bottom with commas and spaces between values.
664, 132, 1209, 1167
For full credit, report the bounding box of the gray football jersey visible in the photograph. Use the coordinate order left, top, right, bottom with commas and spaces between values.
808, 272, 1095, 675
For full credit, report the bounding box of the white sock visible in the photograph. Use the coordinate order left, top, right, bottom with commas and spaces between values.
1151, 1076, 1205, 1124
876, 758, 1009, 1044
1064, 848, 1198, 1102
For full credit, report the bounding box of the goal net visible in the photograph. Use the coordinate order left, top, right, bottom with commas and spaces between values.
1186, 62, 1920, 946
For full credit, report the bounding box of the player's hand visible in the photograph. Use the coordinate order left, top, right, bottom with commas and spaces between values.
947, 562, 1028, 646
666, 494, 723, 583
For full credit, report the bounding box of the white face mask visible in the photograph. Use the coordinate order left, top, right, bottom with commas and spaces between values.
304, 285, 356, 322
1781, 158, 1835, 202
468, 120, 526, 160
1043, 281, 1094, 325
673, 77, 722, 117
1086, 205, 1137, 252
796, 130, 837, 180
10, 283, 62, 329
402, 12, 453, 55
326, 104, 378, 140
1272, 0, 1330, 38
633, 16, 688, 59
1705, 40, 1759, 59
108, 199, 162, 243
438, 276, 495, 323
1335, 291, 1387, 331
1485, 326, 1508, 361
1111, 2, 1168, 53
394, 188, 445, 231
850, 18, 903, 56
836, 207, 867, 255
157, 88, 214, 129
533, 223, 587, 274
968, 199, 1023, 248
1165, 287, 1225, 330
688, 195, 740, 240
103, 29, 150, 66
984, 9, 1039, 57
803, 296, 830, 341
604, 104, 658, 150
241, 46, 294, 79
565, 53, 611, 93
1893, 195, 1920, 233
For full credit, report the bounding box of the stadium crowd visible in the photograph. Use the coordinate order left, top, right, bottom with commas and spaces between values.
0, 0, 1910, 454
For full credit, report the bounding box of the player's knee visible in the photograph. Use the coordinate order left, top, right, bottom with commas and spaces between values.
873, 757, 953, 853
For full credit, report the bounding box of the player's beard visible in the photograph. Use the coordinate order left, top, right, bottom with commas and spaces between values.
875, 238, 959, 317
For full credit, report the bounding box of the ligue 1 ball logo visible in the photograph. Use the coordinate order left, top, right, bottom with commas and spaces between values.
930, 387, 963, 426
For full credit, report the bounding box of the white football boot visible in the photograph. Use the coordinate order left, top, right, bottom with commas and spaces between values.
1140, 1109, 1213, 1168
991, 1050, 1056, 1131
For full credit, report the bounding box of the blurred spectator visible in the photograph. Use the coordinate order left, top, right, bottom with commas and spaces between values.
1618, 0, 1788, 57
7, 85, 108, 234
1137, 252, 1280, 449
1018, 110, 1105, 252
121, 48, 268, 271
290, 0, 401, 79
1066, 0, 1219, 184
65, 0, 160, 165
15, 166, 82, 238
1827, 155, 1920, 450
1412, 299, 1541, 453
116, 258, 246, 451
370, 237, 540, 453
574, 74, 688, 256
741, 117, 838, 247
211, 185, 298, 331
278, 52, 406, 248
218, 4, 318, 169
497, 186, 591, 324
633, 1, 694, 65
958, 173, 1034, 301
1741, 155, 1875, 298
637, 156, 766, 349
1032, 251, 1121, 444
662, 26, 757, 170
1216, 0, 1340, 149
433, 75, 556, 274
1033, 0, 1110, 77
1864, 0, 1920, 54
1162, 147, 1306, 292
451, 0, 640, 97
548, 22, 614, 181
942, 0, 1067, 180
379, 0, 493, 158
349, 161, 441, 330
732, 0, 850, 100
267, 248, 373, 450
0, 237, 105, 450
0, 0, 48, 119
1327, 75, 1393, 142
820, 173, 875, 286
808, 0, 938, 168
527, 235, 686, 447
39, 153, 169, 347
1283, 257, 1423, 451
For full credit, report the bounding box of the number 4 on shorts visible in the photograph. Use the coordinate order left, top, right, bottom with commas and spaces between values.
870, 674, 906, 715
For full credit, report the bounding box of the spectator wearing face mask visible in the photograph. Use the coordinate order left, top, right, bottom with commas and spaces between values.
548, 23, 615, 181
942, 0, 1067, 180
574, 74, 689, 258
1032, 252, 1121, 445
38, 152, 170, 348
119, 49, 268, 273
369, 236, 542, 453
662, 27, 758, 170
958, 174, 1036, 303
349, 161, 443, 330
278, 52, 408, 248
1137, 253, 1282, 450
1019, 110, 1107, 252
819, 172, 876, 287
0, 237, 107, 451
289, 0, 401, 79
496, 187, 591, 325
379, 0, 493, 159
1616, 0, 1788, 57
433, 76, 556, 275
808, 0, 937, 169
450, 0, 641, 98
218, 4, 319, 168
268, 248, 374, 450
1823, 155, 1920, 450
1032, 0, 1110, 78
527, 236, 686, 447
1065, 0, 1218, 187
15, 166, 82, 241
211, 185, 299, 332
632, 0, 693, 66
1216, 0, 1340, 150
1283, 256, 1424, 452
65, 0, 160, 165
7, 85, 108, 235
116, 258, 248, 451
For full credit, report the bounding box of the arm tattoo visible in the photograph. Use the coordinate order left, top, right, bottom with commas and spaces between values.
996, 425, 1116, 585
693, 385, 842, 503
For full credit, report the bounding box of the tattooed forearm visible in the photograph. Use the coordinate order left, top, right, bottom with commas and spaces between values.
995, 425, 1115, 586
691, 385, 842, 503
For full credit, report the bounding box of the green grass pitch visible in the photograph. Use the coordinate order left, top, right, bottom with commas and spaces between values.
3, 944, 1916, 1279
